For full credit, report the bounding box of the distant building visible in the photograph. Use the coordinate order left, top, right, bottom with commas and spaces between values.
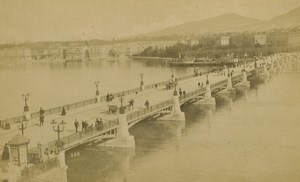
288, 32, 300, 47
64, 46, 86, 61
267, 32, 288, 47
254, 33, 267, 45
221, 36, 230, 46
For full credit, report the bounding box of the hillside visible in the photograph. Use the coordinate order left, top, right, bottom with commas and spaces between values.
261, 7, 300, 30
138, 7, 300, 38
141, 13, 264, 37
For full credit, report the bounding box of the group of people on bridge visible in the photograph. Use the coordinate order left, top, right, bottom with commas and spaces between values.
74, 118, 104, 134
106, 93, 114, 102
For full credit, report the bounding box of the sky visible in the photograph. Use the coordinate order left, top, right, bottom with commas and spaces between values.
0, 0, 299, 43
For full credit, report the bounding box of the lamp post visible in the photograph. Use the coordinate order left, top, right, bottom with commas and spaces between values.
18, 121, 27, 135
119, 93, 125, 114
22, 93, 30, 112
94, 81, 100, 96
140, 73, 144, 91
51, 120, 66, 151
173, 78, 178, 96
140, 73, 144, 85
119, 93, 125, 107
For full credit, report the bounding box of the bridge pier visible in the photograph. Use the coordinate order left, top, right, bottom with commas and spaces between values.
7, 162, 21, 182
101, 114, 135, 148
198, 75, 216, 105
242, 70, 250, 87
140, 82, 144, 91
23, 111, 31, 121
219, 73, 236, 94
169, 93, 185, 121
277, 61, 282, 73
95, 94, 101, 103
259, 64, 269, 79
58, 150, 68, 182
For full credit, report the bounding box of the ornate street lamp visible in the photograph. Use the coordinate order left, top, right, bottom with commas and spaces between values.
118, 93, 126, 114
51, 120, 66, 151
140, 73, 144, 91
173, 79, 178, 96
22, 93, 30, 112
94, 81, 100, 96
140, 73, 144, 85
119, 93, 125, 107
206, 74, 209, 85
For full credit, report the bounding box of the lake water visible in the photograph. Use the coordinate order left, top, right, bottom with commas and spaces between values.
1, 58, 300, 182
0, 58, 202, 119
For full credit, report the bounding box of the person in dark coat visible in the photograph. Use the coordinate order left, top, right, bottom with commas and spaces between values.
106, 93, 110, 102
81, 121, 85, 131
1, 143, 9, 160
39, 107, 45, 116
61, 107, 66, 116
39, 115, 44, 127
145, 100, 150, 109
74, 119, 79, 133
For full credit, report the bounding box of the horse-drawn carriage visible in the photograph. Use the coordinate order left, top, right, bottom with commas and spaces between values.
165, 80, 177, 90
108, 105, 128, 114
108, 105, 118, 114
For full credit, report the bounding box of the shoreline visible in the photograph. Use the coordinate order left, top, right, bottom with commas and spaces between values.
130, 56, 173, 61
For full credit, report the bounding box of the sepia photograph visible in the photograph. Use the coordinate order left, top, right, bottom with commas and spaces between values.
0, 0, 300, 181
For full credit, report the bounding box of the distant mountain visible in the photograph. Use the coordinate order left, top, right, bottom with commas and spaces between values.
261, 7, 300, 30
137, 7, 300, 38
141, 13, 264, 37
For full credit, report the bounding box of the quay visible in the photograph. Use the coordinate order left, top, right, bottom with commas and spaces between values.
0, 53, 299, 182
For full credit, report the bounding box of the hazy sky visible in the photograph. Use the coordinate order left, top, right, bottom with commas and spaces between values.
0, 0, 299, 43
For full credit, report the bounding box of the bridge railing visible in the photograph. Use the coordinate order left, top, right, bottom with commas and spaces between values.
0, 73, 201, 128
20, 156, 59, 180
28, 118, 119, 161
60, 118, 119, 148
126, 99, 173, 122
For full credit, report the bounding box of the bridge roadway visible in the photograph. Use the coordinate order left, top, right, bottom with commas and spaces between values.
0, 57, 282, 156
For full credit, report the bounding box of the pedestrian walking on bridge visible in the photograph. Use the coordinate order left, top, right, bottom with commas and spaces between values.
81, 121, 85, 131
39, 115, 44, 127
39, 107, 45, 117
129, 99, 134, 110
74, 119, 79, 133
61, 107, 66, 116
145, 100, 150, 109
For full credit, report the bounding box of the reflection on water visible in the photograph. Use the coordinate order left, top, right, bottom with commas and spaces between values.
66, 73, 300, 182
